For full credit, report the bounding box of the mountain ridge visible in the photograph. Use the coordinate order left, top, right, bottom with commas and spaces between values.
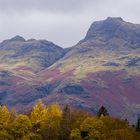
0, 36, 65, 72
0, 17, 140, 123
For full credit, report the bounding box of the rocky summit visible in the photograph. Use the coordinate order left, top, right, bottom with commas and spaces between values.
0, 17, 140, 122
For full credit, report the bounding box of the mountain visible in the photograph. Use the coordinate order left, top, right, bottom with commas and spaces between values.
38, 17, 140, 122
0, 35, 65, 72
0, 36, 65, 110
0, 17, 140, 122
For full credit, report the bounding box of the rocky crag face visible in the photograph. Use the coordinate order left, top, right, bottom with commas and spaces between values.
0, 17, 140, 122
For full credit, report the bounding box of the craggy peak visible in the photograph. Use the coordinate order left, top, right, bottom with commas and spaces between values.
10, 35, 26, 42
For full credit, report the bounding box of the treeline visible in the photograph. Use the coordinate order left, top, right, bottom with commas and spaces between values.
0, 100, 139, 140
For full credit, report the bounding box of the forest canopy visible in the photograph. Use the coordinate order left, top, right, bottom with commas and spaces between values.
0, 100, 139, 140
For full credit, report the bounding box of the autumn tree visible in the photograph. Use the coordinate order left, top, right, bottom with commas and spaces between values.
0, 130, 12, 140
30, 100, 48, 134
41, 104, 62, 140
100, 116, 133, 140
108, 129, 135, 140
80, 117, 104, 140
70, 110, 89, 130
100, 116, 129, 130
0, 102, 138, 140
70, 128, 82, 140
0, 106, 10, 128
9, 108, 17, 122
9, 114, 31, 139
60, 105, 72, 140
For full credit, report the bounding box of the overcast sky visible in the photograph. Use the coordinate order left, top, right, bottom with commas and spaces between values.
0, 0, 140, 47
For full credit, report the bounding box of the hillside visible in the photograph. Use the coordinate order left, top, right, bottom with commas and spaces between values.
38, 17, 140, 122
0, 17, 140, 122
0, 36, 65, 110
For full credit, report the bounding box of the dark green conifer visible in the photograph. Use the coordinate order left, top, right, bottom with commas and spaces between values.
98, 106, 109, 117
136, 116, 140, 132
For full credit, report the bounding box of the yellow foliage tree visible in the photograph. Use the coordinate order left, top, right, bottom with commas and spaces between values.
30, 100, 48, 136
0, 130, 12, 140
47, 104, 62, 126
9, 108, 17, 122
109, 129, 135, 140
41, 104, 62, 140
10, 114, 31, 139
0, 102, 138, 140
80, 117, 104, 140
31, 100, 48, 124
70, 128, 82, 140
0, 106, 10, 127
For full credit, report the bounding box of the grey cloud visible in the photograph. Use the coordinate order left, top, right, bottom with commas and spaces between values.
0, 0, 140, 47
0, 0, 97, 13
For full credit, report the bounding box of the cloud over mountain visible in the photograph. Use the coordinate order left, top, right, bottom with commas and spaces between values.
0, 0, 140, 47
